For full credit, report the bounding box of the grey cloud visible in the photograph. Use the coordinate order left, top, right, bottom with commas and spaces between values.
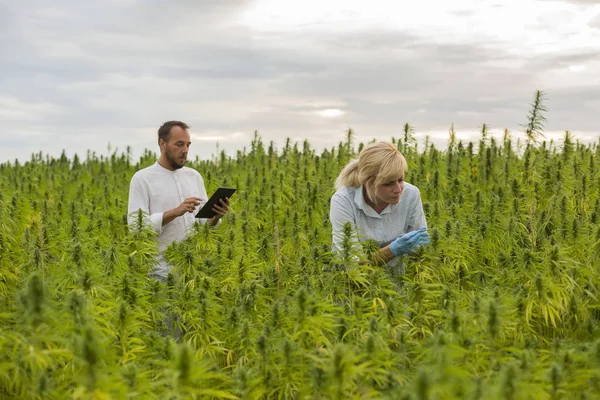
0, 0, 317, 90
533, 86, 600, 131
0, 0, 275, 131
265, 31, 539, 125
286, 29, 599, 129
0, 3, 14, 32
566, 0, 600, 4
544, 50, 600, 66
153, 47, 325, 80
0, 0, 598, 164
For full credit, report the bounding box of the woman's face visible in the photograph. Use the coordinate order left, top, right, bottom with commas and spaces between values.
375, 176, 404, 205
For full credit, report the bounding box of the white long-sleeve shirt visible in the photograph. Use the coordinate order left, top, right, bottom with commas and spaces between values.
329, 183, 427, 271
127, 161, 218, 279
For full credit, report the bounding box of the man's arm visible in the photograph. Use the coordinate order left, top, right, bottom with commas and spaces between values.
163, 198, 203, 225
194, 172, 229, 227
128, 175, 201, 231
207, 198, 230, 226
127, 175, 164, 234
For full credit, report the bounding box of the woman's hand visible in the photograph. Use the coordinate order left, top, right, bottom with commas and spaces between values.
389, 227, 430, 256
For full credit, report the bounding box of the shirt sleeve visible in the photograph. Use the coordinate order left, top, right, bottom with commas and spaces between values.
329, 191, 362, 258
406, 187, 428, 232
127, 174, 163, 235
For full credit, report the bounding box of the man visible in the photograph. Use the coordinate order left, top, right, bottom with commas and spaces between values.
127, 120, 230, 281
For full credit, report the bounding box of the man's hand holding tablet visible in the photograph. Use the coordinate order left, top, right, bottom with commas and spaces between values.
196, 187, 236, 222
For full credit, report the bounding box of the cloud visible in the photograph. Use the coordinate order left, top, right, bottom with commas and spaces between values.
316, 109, 345, 117
0, 96, 64, 121
565, 0, 600, 4
0, 0, 599, 163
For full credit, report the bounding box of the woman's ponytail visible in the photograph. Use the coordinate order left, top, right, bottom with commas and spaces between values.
334, 159, 360, 190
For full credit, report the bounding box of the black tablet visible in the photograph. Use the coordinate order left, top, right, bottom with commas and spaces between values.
195, 187, 236, 219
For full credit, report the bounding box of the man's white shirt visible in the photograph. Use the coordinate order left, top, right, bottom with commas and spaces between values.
127, 161, 219, 278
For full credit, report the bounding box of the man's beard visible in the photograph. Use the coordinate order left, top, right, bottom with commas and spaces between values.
166, 151, 185, 170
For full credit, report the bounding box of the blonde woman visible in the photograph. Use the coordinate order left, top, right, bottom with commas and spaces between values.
329, 142, 430, 270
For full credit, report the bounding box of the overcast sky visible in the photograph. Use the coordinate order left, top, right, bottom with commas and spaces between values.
1, 0, 599, 163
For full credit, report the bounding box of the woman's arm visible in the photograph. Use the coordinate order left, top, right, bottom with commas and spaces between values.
361, 244, 396, 266
330, 191, 401, 267
407, 187, 428, 231
329, 192, 361, 256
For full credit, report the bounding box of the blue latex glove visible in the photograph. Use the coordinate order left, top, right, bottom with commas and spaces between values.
389, 228, 430, 256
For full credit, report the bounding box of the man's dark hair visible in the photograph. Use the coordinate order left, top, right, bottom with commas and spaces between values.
158, 121, 190, 144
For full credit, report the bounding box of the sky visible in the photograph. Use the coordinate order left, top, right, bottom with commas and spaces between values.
0, 0, 599, 164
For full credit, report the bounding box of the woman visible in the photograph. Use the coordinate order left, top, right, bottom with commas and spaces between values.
329, 142, 430, 270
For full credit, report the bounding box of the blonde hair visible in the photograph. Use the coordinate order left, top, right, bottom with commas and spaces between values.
334, 142, 407, 203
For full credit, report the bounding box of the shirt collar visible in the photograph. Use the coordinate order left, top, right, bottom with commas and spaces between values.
154, 160, 178, 174
354, 186, 381, 218
353, 185, 399, 218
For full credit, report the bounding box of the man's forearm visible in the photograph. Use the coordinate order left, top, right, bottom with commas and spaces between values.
207, 216, 221, 226
162, 211, 221, 227
162, 209, 179, 226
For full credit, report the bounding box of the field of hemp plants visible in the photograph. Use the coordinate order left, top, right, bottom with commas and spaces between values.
1, 103, 600, 399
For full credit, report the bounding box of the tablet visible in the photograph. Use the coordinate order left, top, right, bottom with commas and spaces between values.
195, 187, 236, 219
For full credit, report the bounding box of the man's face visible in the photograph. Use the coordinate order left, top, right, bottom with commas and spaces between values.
160, 126, 191, 170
